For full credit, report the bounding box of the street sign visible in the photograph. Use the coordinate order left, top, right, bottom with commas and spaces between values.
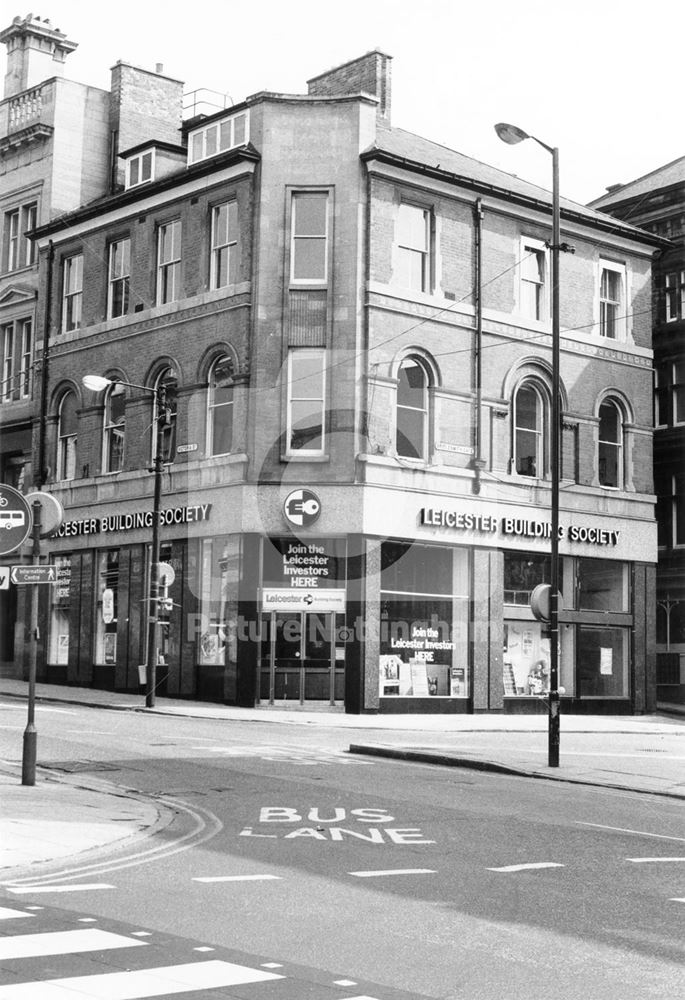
0, 485, 32, 557
157, 562, 175, 587
530, 584, 563, 622
0, 566, 9, 590
25, 491, 65, 538
10, 565, 58, 585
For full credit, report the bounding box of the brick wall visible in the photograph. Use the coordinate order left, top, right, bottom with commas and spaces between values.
109, 63, 183, 190
307, 50, 392, 120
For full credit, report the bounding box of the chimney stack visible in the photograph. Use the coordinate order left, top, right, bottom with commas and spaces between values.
307, 49, 392, 121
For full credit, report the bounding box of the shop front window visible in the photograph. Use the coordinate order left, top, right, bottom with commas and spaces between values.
198, 536, 239, 666
48, 556, 72, 666
577, 626, 629, 698
95, 550, 119, 665
379, 541, 470, 699
503, 621, 550, 696
578, 558, 629, 612
504, 552, 550, 606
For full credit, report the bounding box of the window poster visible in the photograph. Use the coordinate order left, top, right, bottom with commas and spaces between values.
104, 632, 116, 665
600, 647, 613, 675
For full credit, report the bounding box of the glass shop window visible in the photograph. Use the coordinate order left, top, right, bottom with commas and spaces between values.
577, 559, 629, 613
95, 550, 119, 665
379, 541, 470, 699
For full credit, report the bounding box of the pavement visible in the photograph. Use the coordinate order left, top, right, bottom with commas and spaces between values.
1, 677, 684, 882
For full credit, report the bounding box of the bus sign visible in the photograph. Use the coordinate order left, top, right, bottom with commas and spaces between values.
0, 485, 32, 557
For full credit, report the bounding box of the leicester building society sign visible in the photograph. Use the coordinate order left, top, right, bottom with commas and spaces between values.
419, 507, 621, 547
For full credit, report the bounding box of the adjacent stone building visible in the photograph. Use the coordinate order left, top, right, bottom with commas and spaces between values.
591, 160, 685, 704
0, 12, 183, 669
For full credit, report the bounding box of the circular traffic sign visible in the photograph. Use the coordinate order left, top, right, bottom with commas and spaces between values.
530, 583, 563, 622
157, 562, 175, 587
0, 484, 32, 556
25, 491, 64, 538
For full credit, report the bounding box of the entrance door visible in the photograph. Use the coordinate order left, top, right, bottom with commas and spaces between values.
259, 612, 344, 705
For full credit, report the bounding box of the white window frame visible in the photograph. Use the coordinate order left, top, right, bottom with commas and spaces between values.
513, 381, 546, 478
102, 382, 126, 474
655, 366, 669, 429
673, 360, 685, 427
0, 318, 32, 401
6, 209, 19, 271
210, 202, 238, 289
156, 220, 181, 305
151, 368, 178, 465
598, 399, 623, 489
675, 476, 685, 549
395, 203, 431, 293
286, 348, 326, 457
206, 355, 234, 456
57, 390, 78, 481
665, 273, 679, 322
290, 191, 329, 285
62, 253, 83, 332
598, 259, 627, 340
1, 322, 14, 401
18, 318, 31, 398
188, 111, 249, 165
519, 238, 549, 322
396, 357, 429, 460
126, 150, 154, 189
107, 238, 131, 319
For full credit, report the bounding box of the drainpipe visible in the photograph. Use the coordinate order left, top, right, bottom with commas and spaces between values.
471, 199, 484, 494
37, 239, 54, 488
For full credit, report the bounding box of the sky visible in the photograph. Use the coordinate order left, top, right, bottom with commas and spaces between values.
2, 0, 683, 206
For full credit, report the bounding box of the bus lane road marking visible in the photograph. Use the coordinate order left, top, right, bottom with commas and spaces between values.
238, 806, 435, 845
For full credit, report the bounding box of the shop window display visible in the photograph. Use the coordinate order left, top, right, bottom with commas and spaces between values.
198, 536, 239, 666
379, 541, 469, 698
503, 622, 550, 696
48, 555, 72, 666
95, 550, 119, 665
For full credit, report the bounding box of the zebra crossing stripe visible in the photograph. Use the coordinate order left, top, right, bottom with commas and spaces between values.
6, 883, 115, 894
0, 928, 147, 960
0, 908, 32, 920
0, 959, 284, 999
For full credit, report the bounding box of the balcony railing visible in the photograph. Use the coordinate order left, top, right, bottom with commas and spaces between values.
9, 86, 44, 131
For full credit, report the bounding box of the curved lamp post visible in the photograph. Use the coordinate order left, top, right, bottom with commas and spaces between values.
83, 374, 166, 708
494, 122, 561, 767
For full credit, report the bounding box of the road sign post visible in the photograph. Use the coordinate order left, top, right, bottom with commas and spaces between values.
22, 499, 42, 787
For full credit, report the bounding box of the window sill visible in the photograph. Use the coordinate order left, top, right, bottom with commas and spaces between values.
281, 453, 329, 463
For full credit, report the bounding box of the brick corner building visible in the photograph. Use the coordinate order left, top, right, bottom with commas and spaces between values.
13, 35, 665, 715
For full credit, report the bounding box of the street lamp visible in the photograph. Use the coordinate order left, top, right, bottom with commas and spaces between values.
495, 122, 564, 767
82, 374, 167, 708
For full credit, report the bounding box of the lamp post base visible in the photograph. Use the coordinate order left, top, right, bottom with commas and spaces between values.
548, 691, 560, 767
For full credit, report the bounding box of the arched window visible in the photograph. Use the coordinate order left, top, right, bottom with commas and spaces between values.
513, 382, 545, 477
207, 355, 234, 456
598, 399, 623, 488
152, 367, 178, 464
396, 357, 428, 460
57, 391, 78, 481
103, 382, 125, 473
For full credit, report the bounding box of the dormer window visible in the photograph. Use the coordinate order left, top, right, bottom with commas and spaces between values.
188, 111, 249, 165
126, 150, 154, 189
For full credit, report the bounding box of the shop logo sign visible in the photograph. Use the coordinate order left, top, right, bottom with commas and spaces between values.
283, 489, 321, 528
